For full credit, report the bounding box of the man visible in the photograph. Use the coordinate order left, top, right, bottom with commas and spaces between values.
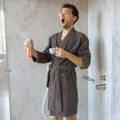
24, 3, 91, 120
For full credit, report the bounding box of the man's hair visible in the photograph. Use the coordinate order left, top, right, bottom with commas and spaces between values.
61, 3, 79, 24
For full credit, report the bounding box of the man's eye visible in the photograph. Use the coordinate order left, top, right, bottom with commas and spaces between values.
58, 12, 71, 16
64, 13, 69, 15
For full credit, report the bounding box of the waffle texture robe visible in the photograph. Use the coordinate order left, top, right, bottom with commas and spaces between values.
32, 28, 91, 117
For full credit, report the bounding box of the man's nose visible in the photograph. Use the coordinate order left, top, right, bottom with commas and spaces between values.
61, 13, 65, 17
59, 13, 65, 17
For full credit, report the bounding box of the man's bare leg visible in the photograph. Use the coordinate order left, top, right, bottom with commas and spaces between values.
52, 116, 63, 120
65, 115, 77, 120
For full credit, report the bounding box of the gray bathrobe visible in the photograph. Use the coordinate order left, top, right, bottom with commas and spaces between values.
32, 28, 91, 117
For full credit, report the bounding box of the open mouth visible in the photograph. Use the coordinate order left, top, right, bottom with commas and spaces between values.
61, 18, 65, 24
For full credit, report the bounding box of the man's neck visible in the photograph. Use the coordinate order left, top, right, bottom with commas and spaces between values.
61, 26, 74, 40
62, 25, 74, 35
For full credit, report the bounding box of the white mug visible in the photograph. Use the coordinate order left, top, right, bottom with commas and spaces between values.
49, 48, 56, 54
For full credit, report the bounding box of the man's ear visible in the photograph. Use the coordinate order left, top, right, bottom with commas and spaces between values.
73, 16, 77, 23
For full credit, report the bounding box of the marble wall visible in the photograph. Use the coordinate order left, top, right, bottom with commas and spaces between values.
88, 0, 114, 120
5, 0, 88, 120
113, 0, 120, 120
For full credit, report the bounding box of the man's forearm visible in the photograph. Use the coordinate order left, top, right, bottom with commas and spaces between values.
66, 52, 84, 67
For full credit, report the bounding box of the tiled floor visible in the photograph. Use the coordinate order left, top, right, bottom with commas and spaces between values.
0, 56, 10, 120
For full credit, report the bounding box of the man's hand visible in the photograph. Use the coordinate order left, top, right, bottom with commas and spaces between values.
55, 47, 68, 58
24, 39, 38, 59
24, 39, 34, 50
55, 47, 84, 67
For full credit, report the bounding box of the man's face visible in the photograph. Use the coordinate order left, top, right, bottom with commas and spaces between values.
59, 8, 77, 29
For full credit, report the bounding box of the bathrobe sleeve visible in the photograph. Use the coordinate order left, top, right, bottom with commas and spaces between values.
32, 38, 51, 63
76, 34, 91, 69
